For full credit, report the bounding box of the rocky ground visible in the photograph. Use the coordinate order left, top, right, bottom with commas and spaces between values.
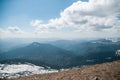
1, 60, 120, 80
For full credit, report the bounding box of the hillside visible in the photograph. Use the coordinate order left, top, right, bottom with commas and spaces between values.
4, 60, 120, 80
0, 42, 75, 69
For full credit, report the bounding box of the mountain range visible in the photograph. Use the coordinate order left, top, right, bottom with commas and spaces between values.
0, 39, 120, 69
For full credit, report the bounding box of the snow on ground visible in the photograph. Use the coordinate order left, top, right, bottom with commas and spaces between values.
0, 63, 58, 78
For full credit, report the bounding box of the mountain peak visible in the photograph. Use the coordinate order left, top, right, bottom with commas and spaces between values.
30, 42, 41, 47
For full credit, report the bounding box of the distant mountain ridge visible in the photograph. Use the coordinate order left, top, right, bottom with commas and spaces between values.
0, 42, 75, 69
0, 39, 120, 69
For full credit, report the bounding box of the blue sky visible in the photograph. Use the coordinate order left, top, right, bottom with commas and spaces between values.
0, 0, 119, 39
0, 0, 78, 29
0, 0, 89, 29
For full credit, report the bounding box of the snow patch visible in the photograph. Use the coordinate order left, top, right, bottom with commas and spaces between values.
0, 63, 58, 78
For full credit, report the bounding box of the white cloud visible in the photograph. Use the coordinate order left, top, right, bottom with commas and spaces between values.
0, 26, 30, 38
61, 0, 120, 30
30, 20, 43, 27
32, 0, 120, 37
7, 26, 24, 34
1, 0, 120, 38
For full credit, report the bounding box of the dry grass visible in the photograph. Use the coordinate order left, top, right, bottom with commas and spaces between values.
2, 60, 120, 80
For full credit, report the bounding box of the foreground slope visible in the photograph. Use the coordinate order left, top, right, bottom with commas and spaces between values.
8, 60, 120, 80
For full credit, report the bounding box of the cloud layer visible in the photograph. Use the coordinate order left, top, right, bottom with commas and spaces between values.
32, 0, 120, 33
0, 26, 27, 38
0, 0, 120, 38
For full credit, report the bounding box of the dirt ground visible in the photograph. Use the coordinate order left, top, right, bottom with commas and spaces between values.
1, 60, 120, 80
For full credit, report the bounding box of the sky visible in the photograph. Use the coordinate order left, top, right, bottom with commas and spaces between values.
0, 0, 120, 39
